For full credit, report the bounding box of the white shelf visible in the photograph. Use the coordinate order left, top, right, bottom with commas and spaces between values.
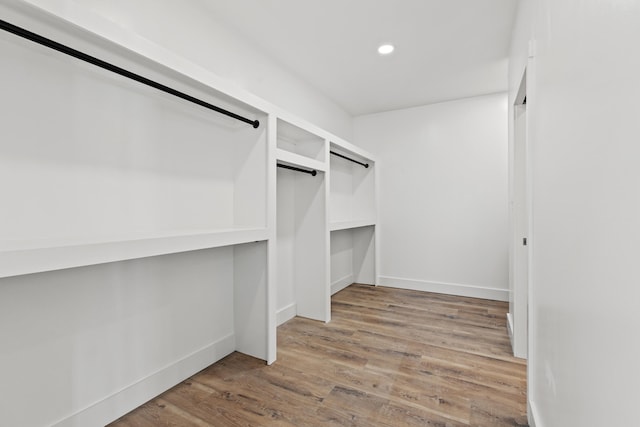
276, 149, 326, 172
276, 118, 326, 162
329, 220, 376, 232
329, 140, 376, 164
0, 227, 269, 278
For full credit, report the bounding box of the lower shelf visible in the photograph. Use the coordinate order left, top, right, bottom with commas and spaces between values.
0, 227, 269, 278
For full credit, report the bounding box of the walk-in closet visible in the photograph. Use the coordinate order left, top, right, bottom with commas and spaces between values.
0, 2, 376, 425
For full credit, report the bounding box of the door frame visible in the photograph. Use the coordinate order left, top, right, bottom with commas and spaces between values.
509, 69, 529, 359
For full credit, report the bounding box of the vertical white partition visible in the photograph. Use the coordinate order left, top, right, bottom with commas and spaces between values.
234, 241, 270, 360
276, 120, 330, 324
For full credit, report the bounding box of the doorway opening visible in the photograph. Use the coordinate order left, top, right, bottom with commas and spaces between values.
509, 69, 528, 359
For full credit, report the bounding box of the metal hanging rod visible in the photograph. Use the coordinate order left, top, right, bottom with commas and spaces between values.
277, 163, 317, 176
330, 151, 369, 168
0, 19, 260, 129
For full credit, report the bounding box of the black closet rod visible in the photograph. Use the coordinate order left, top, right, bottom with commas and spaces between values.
277, 163, 317, 176
330, 151, 369, 168
0, 19, 260, 129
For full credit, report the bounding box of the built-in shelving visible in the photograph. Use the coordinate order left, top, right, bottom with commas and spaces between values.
276, 120, 329, 324
276, 148, 326, 172
276, 118, 326, 162
0, 1, 378, 426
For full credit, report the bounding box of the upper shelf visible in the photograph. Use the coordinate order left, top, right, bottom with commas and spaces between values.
277, 119, 325, 162
329, 220, 376, 232
276, 149, 326, 172
329, 140, 376, 166
0, 227, 269, 278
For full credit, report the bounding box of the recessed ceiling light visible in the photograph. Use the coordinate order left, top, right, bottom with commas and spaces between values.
377, 44, 395, 55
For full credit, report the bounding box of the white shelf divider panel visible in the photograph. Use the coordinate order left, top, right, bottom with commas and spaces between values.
1, 227, 269, 278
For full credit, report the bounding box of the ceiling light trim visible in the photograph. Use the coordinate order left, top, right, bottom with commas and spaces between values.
377, 43, 395, 55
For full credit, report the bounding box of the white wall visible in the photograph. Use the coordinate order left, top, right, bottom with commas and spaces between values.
19, 0, 353, 140
354, 94, 509, 300
510, 1, 640, 426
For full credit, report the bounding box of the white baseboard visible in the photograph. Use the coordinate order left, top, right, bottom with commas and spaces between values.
528, 399, 543, 427
507, 312, 514, 342
331, 274, 354, 295
276, 302, 297, 326
53, 334, 235, 427
378, 276, 509, 302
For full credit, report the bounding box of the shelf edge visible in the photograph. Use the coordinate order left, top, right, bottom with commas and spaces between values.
276, 149, 327, 172
329, 220, 376, 232
0, 228, 269, 279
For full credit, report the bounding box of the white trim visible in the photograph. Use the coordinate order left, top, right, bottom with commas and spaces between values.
276, 303, 297, 326
378, 276, 509, 301
528, 399, 543, 427
507, 312, 514, 343
52, 334, 235, 427
331, 274, 354, 295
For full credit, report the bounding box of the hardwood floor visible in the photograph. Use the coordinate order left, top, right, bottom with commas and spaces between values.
109, 284, 528, 426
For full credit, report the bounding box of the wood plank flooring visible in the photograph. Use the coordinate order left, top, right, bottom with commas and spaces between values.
109, 284, 527, 426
